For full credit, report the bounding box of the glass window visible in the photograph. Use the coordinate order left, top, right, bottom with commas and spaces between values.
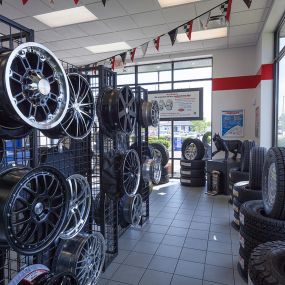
138, 72, 158, 84
117, 74, 135, 85
159, 70, 171, 82
174, 67, 212, 81
280, 23, 285, 52
138, 63, 171, 73
277, 56, 285, 146
174, 58, 212, 69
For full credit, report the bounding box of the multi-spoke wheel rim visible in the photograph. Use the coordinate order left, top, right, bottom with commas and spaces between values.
121, 150, 141, 196
152, 149, 162, 163
267, 163, 277, 208
123, 194, 143, 226
150, 100, 160, 127
152, 160, 161, 184
141, 100, 160, 128
185, 143, 197, 160
54, 233, 106, 285
142, 158, 161, 184
60, 74, 95, 139
40, 272, 79, 285
165, 99, 173, 111
1, 42, 69, 129
2, 166, 69, 254
60, 174, 91, 240
118, 86, 136, 134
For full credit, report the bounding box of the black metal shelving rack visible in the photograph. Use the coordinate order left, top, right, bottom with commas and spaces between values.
0, 16, 151, 282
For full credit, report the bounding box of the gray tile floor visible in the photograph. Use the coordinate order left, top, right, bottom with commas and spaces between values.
98, 180, 247, 285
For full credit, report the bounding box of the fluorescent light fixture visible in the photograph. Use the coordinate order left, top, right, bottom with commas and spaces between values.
158, 0, 200, 8
177, 27, 228, 42
34, 6, 97, 28
86, 42, 131, 54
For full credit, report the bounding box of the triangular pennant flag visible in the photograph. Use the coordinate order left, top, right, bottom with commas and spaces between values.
154, 36, 160, 51
141, 42, 149, 57
22, 0, 29, 5
199, 11, 211, 29
220, 3, 228, 15
183, 21, 193, 41
226, 0, 233, 22
102, 0, 106, 6
120, 52, 127, 65
130, 48, 136, 62
243, 0, 252, 8
111, 57, 115, 71
168, 28, 178, 46
92, 64, 97, 75
50, 0, 54, 3
0, 0, 2, 4
74, 0, 79, 4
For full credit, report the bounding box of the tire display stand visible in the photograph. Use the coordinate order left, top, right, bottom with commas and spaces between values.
88, 66, 150, 269
206, 159, 241, 195
0, 19, 103, 283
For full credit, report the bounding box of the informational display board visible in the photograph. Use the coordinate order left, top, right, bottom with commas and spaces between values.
148, 89, 203, 120
221, 109, 244, 137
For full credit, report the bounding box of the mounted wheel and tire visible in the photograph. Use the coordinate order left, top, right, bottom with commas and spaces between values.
59, 174, 92, 240
142, 157, 161, 185
0, 166, 70, 255
96, 86, 136, 137
53, 233, 106, 285
150, 143, 169, 166
119, 194, 143, 228
182, 138, 205, 161
248, 241, 285, 285
37, 272, 79, 285
248, 146, 267, 190
262, 147, 285, 219
42, 73, 95, 140
141, 100, 160, 128
180, 176, 206, 187
0, 42, 69, 132
240, 140, 255, 172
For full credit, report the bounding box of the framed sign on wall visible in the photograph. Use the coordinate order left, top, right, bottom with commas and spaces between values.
148, 88, 203, 121
221, 109, 244, 137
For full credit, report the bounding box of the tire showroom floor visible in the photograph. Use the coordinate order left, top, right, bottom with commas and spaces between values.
98, 180, 246, 285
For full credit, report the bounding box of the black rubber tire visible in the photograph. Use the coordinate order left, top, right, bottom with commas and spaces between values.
130, 142, 154, 161
159, 174, 169, 184
180, 176, 206, 187
180, 159, 205, 170
180, 169, 205, 177
239, 200, 285, 241
233, 197, 242, 214
232, 181, 249, 198
229, 170, 249, 183
182, 138, 205, 160
235, 186, 262, 204
248, 146, 267, 190
150, 143, 169, 166
238, 246, 249, 280
241, 140, 255, 172
248, 241, 285, 285
262, 147, 285, 219
161, 166, 168, 176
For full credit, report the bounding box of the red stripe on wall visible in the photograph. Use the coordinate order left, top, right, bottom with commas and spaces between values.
213, 64, 274, 91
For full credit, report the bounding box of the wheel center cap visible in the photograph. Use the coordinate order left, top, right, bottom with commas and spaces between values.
34, 202, 44, 215
73, 102, 80, 111
38, 79, 50, 96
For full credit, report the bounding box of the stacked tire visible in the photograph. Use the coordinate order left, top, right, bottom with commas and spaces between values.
228, 140, 256, 201
237, 147, 285, 282
180, 138, 205, 187
232, 147, 266, 230
150, 143, 169, 185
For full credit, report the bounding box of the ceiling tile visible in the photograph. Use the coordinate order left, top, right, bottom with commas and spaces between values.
16, 17, 50, 31
87, 0, 127, 20
232, 0, 269, 13
103, 16, 138, 32
203, 37, 228, 48
142, 24, 170, 37
8, 0, 52, 17
71, 36, 101, 47
230, 9, 265, 26
118, 29, 147, 41
66, 47, 94, 57
43, 0, 84, 11
229, 34, 258, 46
131, 10, 166, 27
229, 23, 260, 36
194, 0, 223, 15
0, 2, 26, 19
35, 29, 62, 43
118, 0, 160, 14
54, 25, 88, 40
162, 3, 197, 23
45, 38, 81, 51
78, 21, 112, 35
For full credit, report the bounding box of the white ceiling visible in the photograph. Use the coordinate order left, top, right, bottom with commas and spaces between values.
0, 0, 272, 66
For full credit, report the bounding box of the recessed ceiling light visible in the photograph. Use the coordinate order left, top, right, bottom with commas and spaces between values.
34, 7, 97, 28
86, 42, 131, 54
177, 27, 228, 42
158, 0, 200, 8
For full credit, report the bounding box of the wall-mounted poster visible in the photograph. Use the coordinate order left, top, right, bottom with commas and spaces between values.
221, 109, 244, 137
148, 88, 203, 120
255, 106, 260, 138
